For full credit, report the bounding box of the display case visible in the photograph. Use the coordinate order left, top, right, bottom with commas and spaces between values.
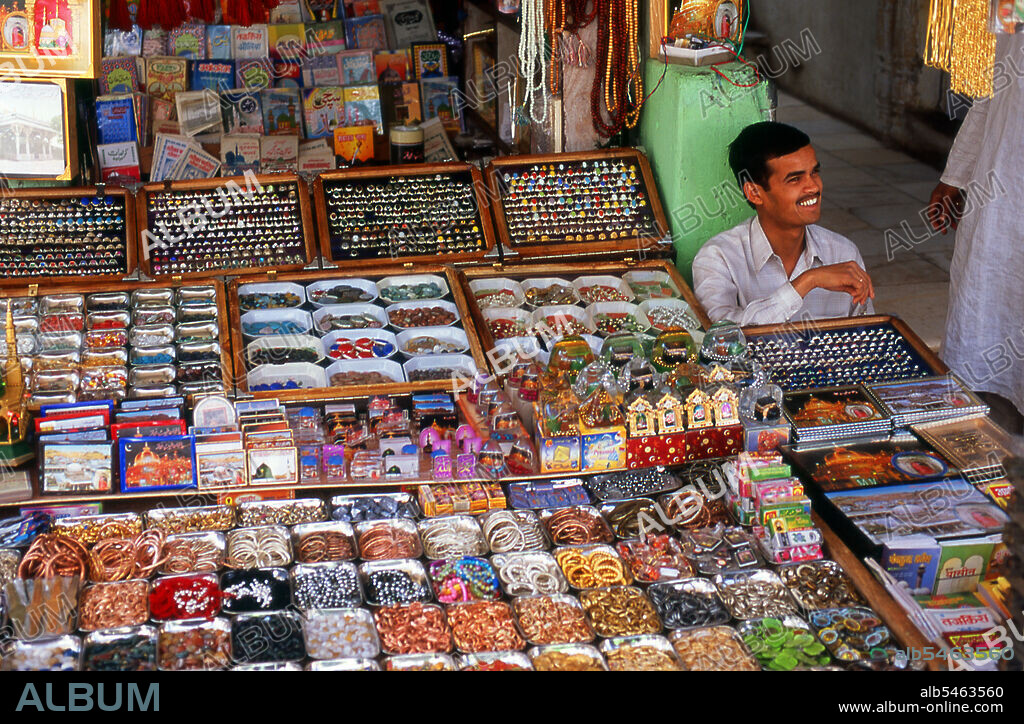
225, 265, 489, 402
0, 278, 233, 408
742, 315, 948, 389
0, 186, 136, 284
312, 162, 499, 268
483, 148, 673, 262
135, 173, 317, 281
457, 259, 712, 373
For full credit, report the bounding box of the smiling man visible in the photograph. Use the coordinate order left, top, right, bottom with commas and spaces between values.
693, 121, 874, 325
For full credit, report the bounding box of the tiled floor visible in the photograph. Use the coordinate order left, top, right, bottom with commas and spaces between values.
776, 92, 951, 351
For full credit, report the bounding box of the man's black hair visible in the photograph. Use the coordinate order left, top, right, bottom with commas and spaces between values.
728, 121, 812, 201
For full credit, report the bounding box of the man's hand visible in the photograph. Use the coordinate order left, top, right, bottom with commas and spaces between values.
793, 261, 875, 306
926, 182, 965, 233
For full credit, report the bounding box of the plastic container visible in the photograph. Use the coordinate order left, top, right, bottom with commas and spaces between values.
240, 308, 313, 339
396, 326, 469, 356
246, 362, 327, 392
312, 303, 387, 334
468, 277, 525, 309
376, 274, 449, 303
305, 278, 378, 307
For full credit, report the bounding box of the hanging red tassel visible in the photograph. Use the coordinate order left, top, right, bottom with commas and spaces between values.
188, 0, 215, 24
222, 0, 246, 25
135, 0, 155, 29
108, 0, 133, 32
157, 0, 188, 30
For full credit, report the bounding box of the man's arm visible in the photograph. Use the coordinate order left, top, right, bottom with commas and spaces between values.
692, 246, 804, 326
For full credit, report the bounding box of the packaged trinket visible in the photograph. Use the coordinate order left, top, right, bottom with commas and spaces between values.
83, 626, 158, 671
384, 653, 457, 671
646, 578, 730, 629
79, 580, 151, 631
1, 635, 82, 671
447, 601, 525, 653
161, 532, 227, 574
616, 536, 695, 583
304, 608, 380, 660
513, 594, 595, 645
157, 618, 232, 671
374, 602, 453, 655
220, 568, 292, 614
738, 615, 832, 670
359, 560, 432, 606
578, 586, 661, 637
480, 509, 547, 553
492, 551, 569, 596
554, 544, 632, 589
417, 515, 487, 559
231, 611, 306, 663
600, 635, 683, 671
668, 626, 761, 671
528, 643, 607, 671
428, 556, 502, 602
291, 561, 362, 609
714, 569, 801, 620
225, 526, 293, 569
458, 651, 534, 671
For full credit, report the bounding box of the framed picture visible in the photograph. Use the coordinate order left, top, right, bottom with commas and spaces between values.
411, 42, 446, 79
381, 0, 435, 48
913, 415, 1018, 477
119, 435, 197, 493
196, 445, 247, 490
40, 442, 113, 494
0, 77, 76, 180
0, 0, 100, 77
110, 420, 186, 441
783, 438, 955, 493
246, 446, 299, 485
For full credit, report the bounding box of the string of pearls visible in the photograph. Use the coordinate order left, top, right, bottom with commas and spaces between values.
518, 0, 549, 124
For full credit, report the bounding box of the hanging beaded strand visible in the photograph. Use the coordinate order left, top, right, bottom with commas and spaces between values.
590, 0, 644, 137
518, 0, 549, 123
548, 0, 568, 96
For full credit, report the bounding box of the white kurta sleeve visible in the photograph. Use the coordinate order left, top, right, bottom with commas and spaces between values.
941, 97, 990, 189
692, 246, 804, 325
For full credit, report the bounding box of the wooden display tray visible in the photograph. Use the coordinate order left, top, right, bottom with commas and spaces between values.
225, 265, 490, 403
0, 465, 942, 669
312, 161, 499, 269
0, 278, 235, 401
457, 259, 713, 374
484, 147, 674, 262
135, 173, 318, 281
0, 186, 138, 286
743, 314, 949, 376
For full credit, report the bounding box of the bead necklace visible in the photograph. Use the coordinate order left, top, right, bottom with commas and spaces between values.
518, 0, 548, 123
591, 0, 644, 137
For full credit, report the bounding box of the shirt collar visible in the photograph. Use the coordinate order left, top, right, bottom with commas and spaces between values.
750, 217, 824, 272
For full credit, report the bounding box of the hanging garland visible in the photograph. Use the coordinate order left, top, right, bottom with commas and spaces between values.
518, 0, 548, 124
925, 0, 995, 97
590, 0, 643, 137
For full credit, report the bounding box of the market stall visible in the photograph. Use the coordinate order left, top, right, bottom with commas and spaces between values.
0, 145, 1015, 673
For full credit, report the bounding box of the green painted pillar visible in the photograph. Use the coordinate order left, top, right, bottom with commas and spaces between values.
638, 59, 772, 284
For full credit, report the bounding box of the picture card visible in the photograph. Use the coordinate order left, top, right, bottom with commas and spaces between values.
119, 436, 198, 492
247, 447, 299, 485
41, 443, 113, 494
